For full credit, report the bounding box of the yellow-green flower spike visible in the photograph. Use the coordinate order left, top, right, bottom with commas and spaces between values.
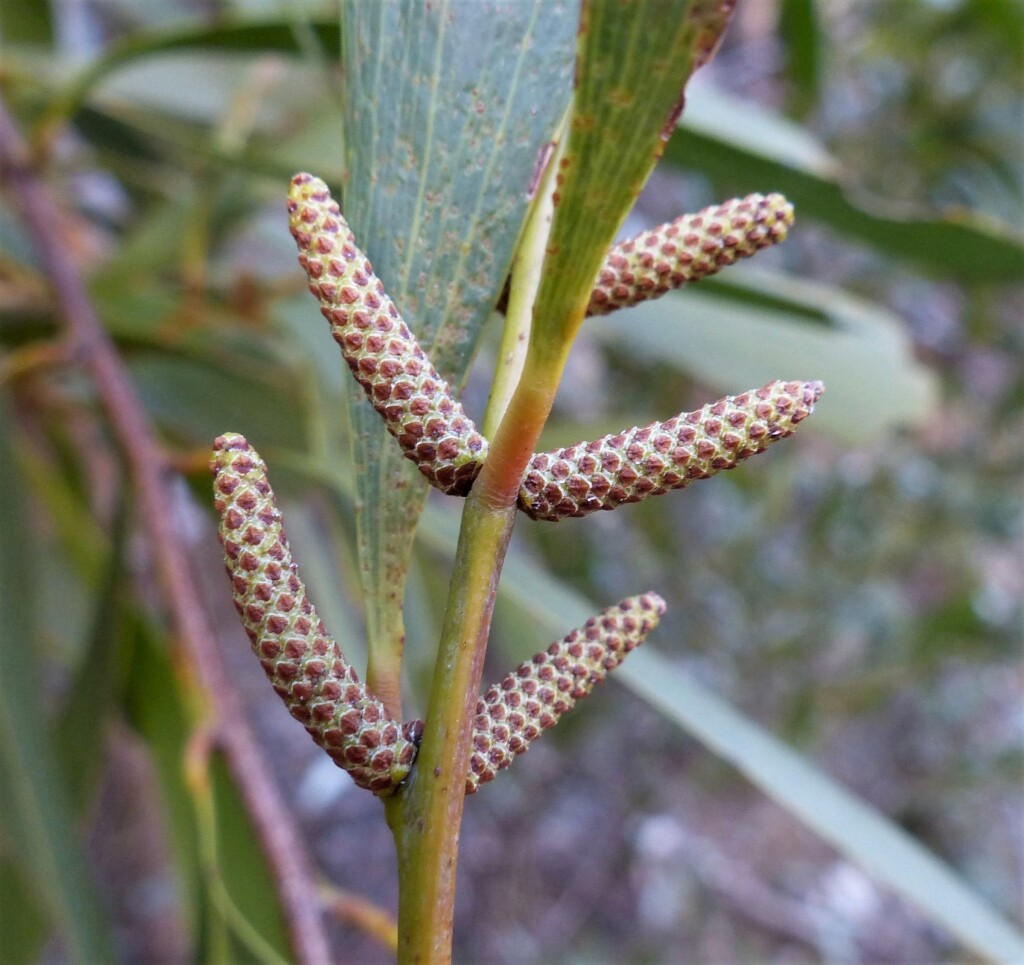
287, 173, 488, 496
211, 440, 665, 796
518, 380, 823, 522
587, 193, 794, 316
211, 433, 418, 795
465, 593, 665, 793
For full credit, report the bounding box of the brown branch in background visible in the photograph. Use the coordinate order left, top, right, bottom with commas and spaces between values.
0, 99, 332, 965
320, 883, 399, 953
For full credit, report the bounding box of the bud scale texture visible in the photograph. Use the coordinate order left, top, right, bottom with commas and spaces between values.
519, 380, 823, 521
288, 173, 488, 496
465, 593, 666, 793
587, 193, 794, 316
211, 433, 416, 795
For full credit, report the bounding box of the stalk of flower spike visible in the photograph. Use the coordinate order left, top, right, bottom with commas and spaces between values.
211, 432, 420, 795
586, 193, 794, 317
287, 173, 488, 496
464, 593, 665, 793
518, 379, 823, 522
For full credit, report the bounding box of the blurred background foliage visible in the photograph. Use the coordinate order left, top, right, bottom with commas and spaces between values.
1, 0, 1022, 962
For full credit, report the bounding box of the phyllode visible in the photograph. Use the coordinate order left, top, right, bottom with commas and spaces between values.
212, 433, 664, 796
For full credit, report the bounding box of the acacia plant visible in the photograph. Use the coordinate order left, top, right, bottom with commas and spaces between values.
204, 3, 826, 958
4, 0, 1024, 963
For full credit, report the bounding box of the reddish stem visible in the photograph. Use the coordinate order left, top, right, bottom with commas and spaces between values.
474, 351, 566, 511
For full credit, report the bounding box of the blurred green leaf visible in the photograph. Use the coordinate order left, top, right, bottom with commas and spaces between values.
16, 433, 131, 815
616, 649, 1024, 964
0, 0, 52, 44
209, 752, 291, 963
128, 350, 307, 449
89, 52, 341, 165
67, 94, 342, 188
338, 0, 576, 670
13, 434, 109, 579
0, 393, 116, 963
589, 269, 939, 441
124, 622, 202, 951
961, 0, 1024, 51
38, 15, 339, 132
54, 500, 130, 815
778, 0, 822, 120
672, 84, 1024, 283
279, 496, 365, 673
96, 53, 288, 125
0, 857, 49, 963
124, 621, 289, 961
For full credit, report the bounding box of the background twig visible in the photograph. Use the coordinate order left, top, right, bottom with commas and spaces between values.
0, 98, 332, 965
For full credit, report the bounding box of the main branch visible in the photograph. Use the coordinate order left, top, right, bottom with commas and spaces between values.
387, 340, 570, 962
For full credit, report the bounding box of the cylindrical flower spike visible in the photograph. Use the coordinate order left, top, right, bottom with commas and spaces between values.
586, 193, 794, 317
211, 432, 418, 795
287, 173, 488, 496
465, 593, 665, 793
518, 379, 823, 522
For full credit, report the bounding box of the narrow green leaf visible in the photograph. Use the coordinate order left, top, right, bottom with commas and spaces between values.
531, 0, 735, 356
0, 0, 53, 44
617, 650, 1024, 965
123, 622, 202, 951
778, 0, 822, 120
671, 85, 1024, 283
54, 497, 130, 815
589, 269, 939, 441
0, 392, 115, 963
339, 0, 576, 670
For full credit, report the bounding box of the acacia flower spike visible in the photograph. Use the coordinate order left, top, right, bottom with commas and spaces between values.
211, 437, 662, 795
587, 193, 794, 317
465, 593, 665, 793
519, 379, 823, 522
211, 433, 419, 795
287, 173, 488, 497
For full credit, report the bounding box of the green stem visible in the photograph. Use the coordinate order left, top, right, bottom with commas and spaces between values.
387, 492, 516, 963
383, 87, 592, 945
387, 339, 573, 963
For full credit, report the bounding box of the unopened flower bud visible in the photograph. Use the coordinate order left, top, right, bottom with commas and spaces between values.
288, 174, 488, 496
587, 193, 794, 316
466, 593, 665, 793
211, 432, 416, 795
519, 380, 823, 521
